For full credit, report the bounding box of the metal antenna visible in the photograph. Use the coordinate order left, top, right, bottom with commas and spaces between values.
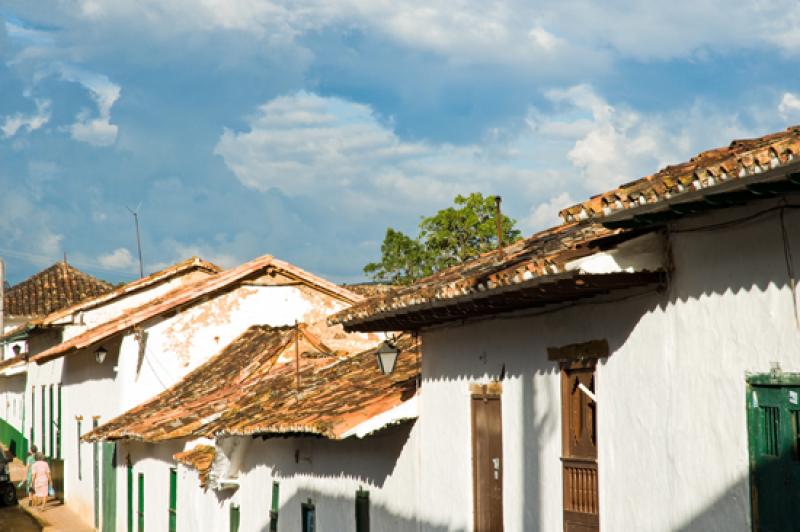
126, 203, 144, 278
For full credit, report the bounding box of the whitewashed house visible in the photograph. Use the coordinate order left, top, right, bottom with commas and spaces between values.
0, 261, 113, 459
29, 255, 368, 530
333, 126, 800, 531
85, 321, 419, 532
0, 258, 219, 462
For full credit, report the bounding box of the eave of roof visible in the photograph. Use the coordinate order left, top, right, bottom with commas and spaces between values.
559, 125, 800, 226
338, 271, 665, 332
83, 325, 419, 443
330, 223, 651, 330
32, 255, 364, 364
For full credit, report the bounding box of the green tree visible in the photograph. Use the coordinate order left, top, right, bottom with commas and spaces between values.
364, 193, 522, 285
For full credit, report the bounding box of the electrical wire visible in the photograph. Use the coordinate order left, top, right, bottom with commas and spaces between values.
0, 246, 139, 280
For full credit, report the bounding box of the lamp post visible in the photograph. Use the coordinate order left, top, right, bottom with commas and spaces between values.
376, 339, 399, 375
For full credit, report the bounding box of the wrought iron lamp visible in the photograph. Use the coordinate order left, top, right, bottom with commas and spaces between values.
376, 339, 399, 375
95, 346, 108, 364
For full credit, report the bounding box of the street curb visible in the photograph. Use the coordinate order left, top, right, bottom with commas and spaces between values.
18, 500, 56, 531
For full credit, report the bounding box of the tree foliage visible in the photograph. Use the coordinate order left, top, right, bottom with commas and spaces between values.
364, 193, 522, 285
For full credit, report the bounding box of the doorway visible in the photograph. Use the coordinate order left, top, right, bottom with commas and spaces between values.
747, 381, 800, 531
471, 385, 503, 532
560, 360, 599, 532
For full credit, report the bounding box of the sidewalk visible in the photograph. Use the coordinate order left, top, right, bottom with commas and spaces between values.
8, 452, 94, 532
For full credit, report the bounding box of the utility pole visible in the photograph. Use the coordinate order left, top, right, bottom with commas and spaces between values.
126, 204, 144, 278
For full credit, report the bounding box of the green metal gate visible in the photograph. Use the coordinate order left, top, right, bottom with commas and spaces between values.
747, 380, 800, 531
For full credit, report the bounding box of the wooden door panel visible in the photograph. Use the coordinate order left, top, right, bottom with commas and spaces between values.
472, 395, 503, 532
561, 363, 599, 532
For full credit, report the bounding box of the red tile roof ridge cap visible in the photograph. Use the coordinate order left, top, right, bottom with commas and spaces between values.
559, 125, 800, 222
265, 257, 365, 303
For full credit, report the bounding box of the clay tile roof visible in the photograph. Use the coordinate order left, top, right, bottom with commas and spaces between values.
4, 262, 113, 318
83, 325, 419, 443
340, 283, 398, 298
559, 125, 800, 224
32, 255, 365, 364
329, 223, 660, 330
174, 445, 216, 489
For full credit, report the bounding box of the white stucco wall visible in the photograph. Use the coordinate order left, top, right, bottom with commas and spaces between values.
60, 269, 213, 341
117, 421, 420, 532
59, 281, 354, 528
416, 202, 800, 531
1, 267, 211, 463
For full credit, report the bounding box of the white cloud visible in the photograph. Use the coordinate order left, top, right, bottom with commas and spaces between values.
216, 88, 780, 234
1, 98, 51, 138
779, 92, 800, 119
37, 0, 800, 65
60, 67, 120, 146
524, 192, 574, 232
215, 91, 543, 212
98, 247, 135, 269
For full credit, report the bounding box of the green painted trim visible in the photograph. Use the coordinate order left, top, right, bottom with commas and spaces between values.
745, 382, 758, 532
168, 468, 177, 532
93, 418, 100, 529
269, 481, 279, 532
746, 372, 800, 386
57, 385, 61, 459
127, 459, 133, 532
137, 473, 144, 532
40, 385, 45, 457
229, 504, 240, 532
30, 386, 34, 450
102, 442, 117, 532
0, 416, 28, 459
48, 385, 53, 459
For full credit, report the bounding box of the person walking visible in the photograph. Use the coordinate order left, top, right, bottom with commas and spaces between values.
17, 445, 37, 506
30, 452, 51, 511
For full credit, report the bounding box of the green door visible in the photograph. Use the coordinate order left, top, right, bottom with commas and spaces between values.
748, 385, 800, 531
168, 468, 177, 532
102, 442, 117, 532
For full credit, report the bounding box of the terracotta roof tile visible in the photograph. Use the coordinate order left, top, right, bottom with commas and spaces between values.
330, 222, 623, 328
559, 125, 800, 223
4, 262, 113, 318
174, 445, 216, 489
0, 257, 220, 343
84, 325, 419, 442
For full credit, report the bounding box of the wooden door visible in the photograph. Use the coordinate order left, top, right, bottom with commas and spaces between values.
748, 385, 800, 532
102, 442, 117, 532
472, 393, 503, 532
561, 361, 599, 532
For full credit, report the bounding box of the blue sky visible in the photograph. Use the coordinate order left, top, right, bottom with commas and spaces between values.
1, 1, 800, 285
